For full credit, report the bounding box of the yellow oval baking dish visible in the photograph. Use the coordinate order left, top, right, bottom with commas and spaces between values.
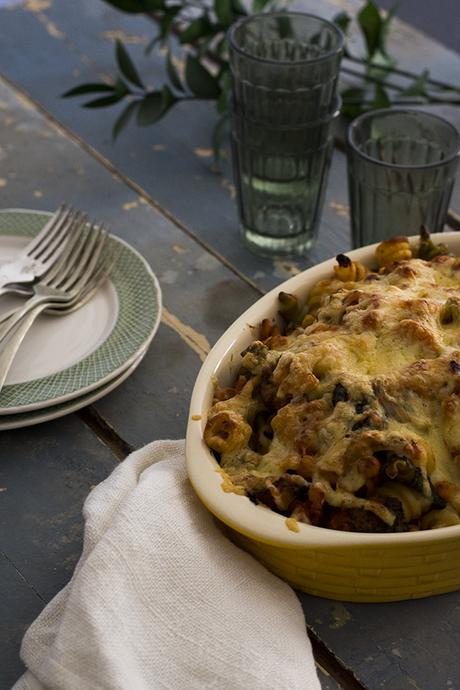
186, 233, 460, 602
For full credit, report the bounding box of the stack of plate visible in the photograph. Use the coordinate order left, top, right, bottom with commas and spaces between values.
0, 210, 161, 430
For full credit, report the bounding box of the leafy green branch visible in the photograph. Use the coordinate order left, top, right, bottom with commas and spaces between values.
62, 0, 460, 152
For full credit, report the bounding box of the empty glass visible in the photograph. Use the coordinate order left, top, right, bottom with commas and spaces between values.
347, 108, 460, 248
229, 12, 344, 257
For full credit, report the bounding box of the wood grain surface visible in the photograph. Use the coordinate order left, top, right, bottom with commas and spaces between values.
0, 0, 459, 688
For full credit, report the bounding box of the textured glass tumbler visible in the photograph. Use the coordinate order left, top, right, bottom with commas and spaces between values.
347, 108, 460, 248
228, 12, 344, 257
231, 103, 340, 256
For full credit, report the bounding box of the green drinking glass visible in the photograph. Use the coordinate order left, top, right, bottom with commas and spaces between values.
228, 12, 344, 257
347, 108, 460, 248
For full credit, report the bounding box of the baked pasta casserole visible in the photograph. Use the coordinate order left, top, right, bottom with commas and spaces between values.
204, 231, 460, 533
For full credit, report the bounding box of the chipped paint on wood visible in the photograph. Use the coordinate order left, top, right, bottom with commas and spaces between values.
33, 190, 43, 198
159, 269, 178, 285
122, 200, 138, 211
24, 0, 52, 10
101, 29, 147, 45
162, 307, 210, 362
194, 148, 213, 158
329, 200, 350, 218
35, 12, 64, 39
152, 144, 166, 152
172, 244, 187, 255
221, 178, 236, 200
407, 678, 424, 690
0, 178, 8, 187
392, 648, 402, 658
329, 603, 352, 630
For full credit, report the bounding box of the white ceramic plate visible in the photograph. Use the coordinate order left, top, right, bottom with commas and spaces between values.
0, 210, 161, 415
0, 347, 146, 430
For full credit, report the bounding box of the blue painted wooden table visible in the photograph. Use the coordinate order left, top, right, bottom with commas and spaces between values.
0, 1, 459, 689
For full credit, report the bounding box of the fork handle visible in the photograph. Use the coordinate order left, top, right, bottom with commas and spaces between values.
0, 285, 31, 299
0, 304, 48, 394
0, 294, 69, 344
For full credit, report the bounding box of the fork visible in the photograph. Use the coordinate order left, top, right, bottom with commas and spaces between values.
0, 218, 108, 342
0, 253, 115, 394
0, 205, 85, 297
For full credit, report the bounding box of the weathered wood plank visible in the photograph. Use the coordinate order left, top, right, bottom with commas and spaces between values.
297, 591, 460, 690
0, 554, 42, 690
0, 416, 118, 687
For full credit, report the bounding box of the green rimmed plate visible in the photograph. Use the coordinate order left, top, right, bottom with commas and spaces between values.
0, 209, 161, 414
0, 349, 146, 430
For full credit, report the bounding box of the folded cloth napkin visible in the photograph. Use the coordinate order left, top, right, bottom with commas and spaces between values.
14, 440, 320, 690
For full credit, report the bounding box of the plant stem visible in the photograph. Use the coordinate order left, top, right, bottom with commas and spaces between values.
344, 55, 460, 94
342, 66, 460, 104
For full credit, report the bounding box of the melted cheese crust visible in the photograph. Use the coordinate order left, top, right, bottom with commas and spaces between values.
204, 254, 460, 532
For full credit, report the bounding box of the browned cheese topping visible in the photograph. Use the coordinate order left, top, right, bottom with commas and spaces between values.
204, 235, 460, 532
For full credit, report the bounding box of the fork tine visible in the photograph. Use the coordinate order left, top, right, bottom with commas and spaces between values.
62, 225, 109, 292
54, 222, 103, 290
37, 208, 86, 267
50, 241, 119, 307
48, 253, 116, 315
24, 204, 69, 257
41, 213, 89, 285
70, 250, 115, 304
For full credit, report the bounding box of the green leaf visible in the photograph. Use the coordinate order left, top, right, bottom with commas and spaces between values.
112, 100, 139, 140
333, 11, 351, 35
276, 15, 294, 39
372, 82, 391, 109
136, 86, 176, 126
113, 77, 131, 97
215, 0, 233, 26
145, 4, 181, 52
83, 93, 125, 108
401, 69, 430, 98
179, 16, 214, 44
136, 91, 164, 125
216, 68, 231, 114
185, 55, 221, 99
211, 114, 229, 168
230, 0, 248, 16
167, 51, 184, 92
61, 83, 114, 98
116, 40, 144, 89
340, 86, 368, 120
357, 1, 382, 58
252, 0, 272, 12
101, 0, 147, 12
102, 0, 165, 12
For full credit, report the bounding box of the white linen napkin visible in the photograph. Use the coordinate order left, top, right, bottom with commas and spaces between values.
13, 440, 320, 690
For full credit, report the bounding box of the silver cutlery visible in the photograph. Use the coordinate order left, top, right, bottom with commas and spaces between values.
0, 218, 108, 340
0, 238, 116, 394
0, 205, 85, 297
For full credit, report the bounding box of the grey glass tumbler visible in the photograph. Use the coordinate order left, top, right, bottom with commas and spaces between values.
228, 12, 344, 257
347, 108, 460, 248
